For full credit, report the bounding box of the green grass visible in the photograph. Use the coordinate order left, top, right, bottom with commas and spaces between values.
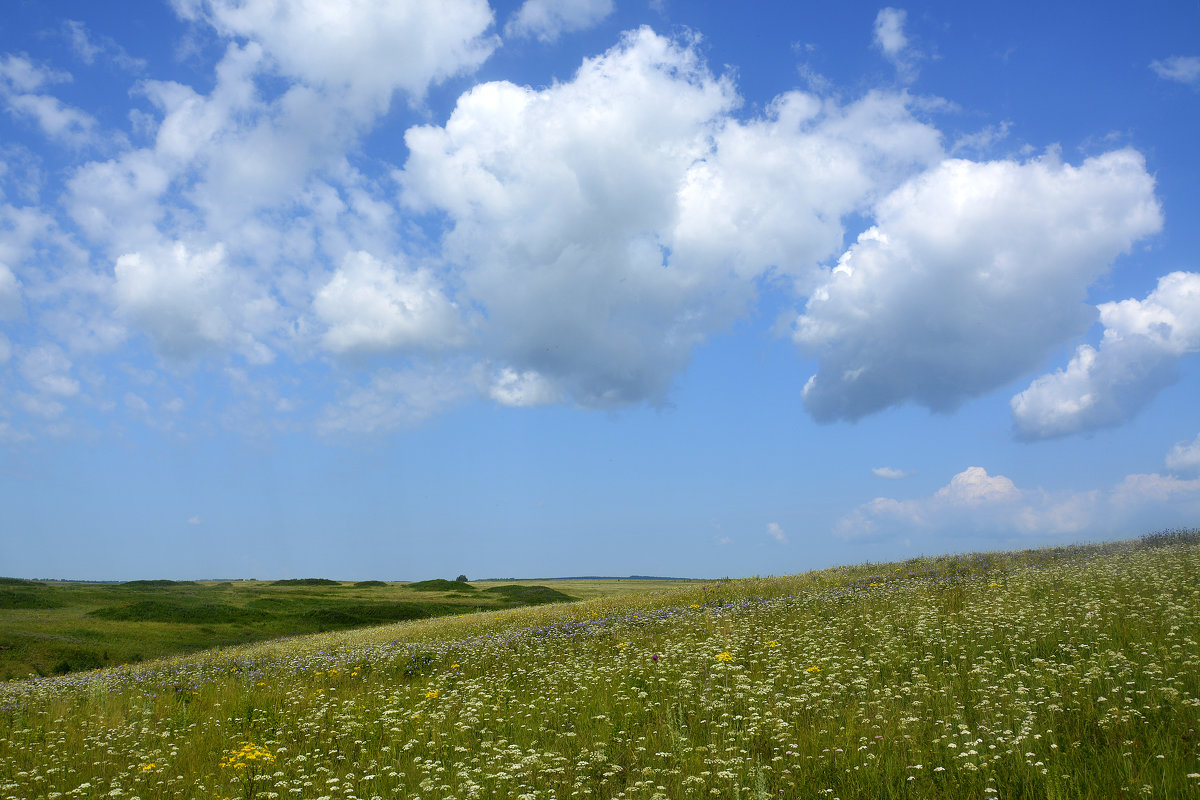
1, 533, 1198, 799
0, 578, 586, 681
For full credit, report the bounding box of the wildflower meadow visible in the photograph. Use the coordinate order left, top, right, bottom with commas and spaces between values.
2, 533, 1198, 799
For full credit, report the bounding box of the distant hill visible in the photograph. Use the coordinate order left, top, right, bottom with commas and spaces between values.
479, 575, 699, 581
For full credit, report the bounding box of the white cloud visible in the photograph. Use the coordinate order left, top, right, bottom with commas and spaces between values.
0, 55, 69, 93
873, 7, 919, 81
795, 149, 1162, 423
1150, 55, 1200, 86
873, 8, 907, 58
1166, 433, 1200, 476
313, 251, 465, 356
872, 466, 909, 479
0, 55, 97, 146
1109, 472, 1200, 508
766, 521, 788, 543
402, 28, 942, 409
185, 0, 497, 109
0, 263, 22, 319
671, 89, 943, 284
63, 20, 146, 71
19, 343, 80, 397
1012, 271, 1200, 439
187, 515, 202, 525
488, 367, 564, 407
934, 466, 1018, 506
837, 465, 1200, 542
318, 363, 478, 435
506, 0, 614, 43
113, 241, 278, 363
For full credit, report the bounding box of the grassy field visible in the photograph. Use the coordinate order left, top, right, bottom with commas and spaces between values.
0, 576, 621, 681
2, 532, 1199, 799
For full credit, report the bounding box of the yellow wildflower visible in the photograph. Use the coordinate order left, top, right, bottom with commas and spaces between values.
716, 651, 733, 662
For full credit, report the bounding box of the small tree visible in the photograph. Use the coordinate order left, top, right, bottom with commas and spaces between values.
455, 574, 468, 583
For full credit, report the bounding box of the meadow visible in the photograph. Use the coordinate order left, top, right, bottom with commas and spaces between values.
0, 577, 599, 681
1, 532, 1198, 799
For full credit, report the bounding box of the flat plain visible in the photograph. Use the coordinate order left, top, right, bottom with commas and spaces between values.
1, 533, 1198, 799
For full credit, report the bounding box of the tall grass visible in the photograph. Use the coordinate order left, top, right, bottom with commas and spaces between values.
2, 534, 1198, 799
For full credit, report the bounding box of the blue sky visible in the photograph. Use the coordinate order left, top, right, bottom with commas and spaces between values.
1, 0, 1198, 581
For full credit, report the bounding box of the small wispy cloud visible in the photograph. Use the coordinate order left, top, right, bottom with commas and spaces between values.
767, 522, 788, 544
187, 515, 202, 525
873, 7, 921, 82
872, 466, 911, 480
1150, 55, 1200, 86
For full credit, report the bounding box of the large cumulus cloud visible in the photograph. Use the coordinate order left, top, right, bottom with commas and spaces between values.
401, 27, 943, 408
794, 150, 1162, 422
1011, 271, 1200, 438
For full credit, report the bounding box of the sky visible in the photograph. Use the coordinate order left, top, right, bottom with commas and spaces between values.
1, 0, 1198, 581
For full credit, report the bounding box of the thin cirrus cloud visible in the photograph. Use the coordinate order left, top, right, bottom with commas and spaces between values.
1011, 271, 1200, 439
505, 0, 614, 43
1150, 55, 1200, 86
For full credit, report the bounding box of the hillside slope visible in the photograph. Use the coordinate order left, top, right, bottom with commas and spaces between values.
2, 533, 1198, 799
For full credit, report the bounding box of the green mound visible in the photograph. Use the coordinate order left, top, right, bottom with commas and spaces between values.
0, 577, 43, 586
121, 580, 199, 589
481, 584, 576, 604
296, 601, 460, 627
353, 580, 388, 588
89, 601, 267, 624
0, 589, 63, 609
406, 579, 477, 593
270, 578, 342, 586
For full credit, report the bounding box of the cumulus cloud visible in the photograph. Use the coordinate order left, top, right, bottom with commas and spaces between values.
313, 251, 465, 356
113, 242, 278, 363
671, 89, 943, 283
403, 27, 942, 408
837, 465, 1200, 542
1150, 55, 1200, 86
506, 0, 614, 43
488, 367, 564, 407
181, 0, 497, 109
766, 521, 788, 543
1011, 271, 1200, 439
1166, 433, 1200, 476
795, 149, 1162, 423
872, 466, 909, 479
